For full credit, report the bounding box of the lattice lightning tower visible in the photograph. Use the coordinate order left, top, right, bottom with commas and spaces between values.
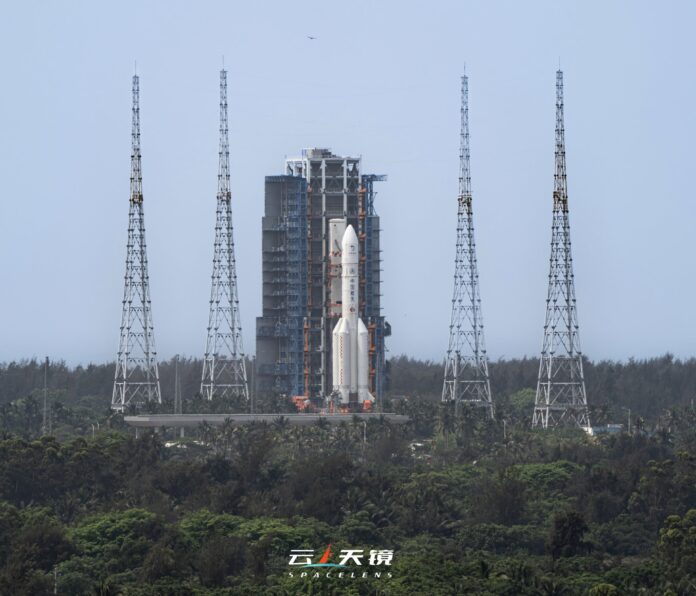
200, 69, 249, 401
441, 72, 494, 419
532, 70, 590, 429
112, 74, 162, 412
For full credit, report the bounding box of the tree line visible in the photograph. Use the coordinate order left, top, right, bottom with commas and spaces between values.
2, 353, 695, 424
389, 353, 696, 422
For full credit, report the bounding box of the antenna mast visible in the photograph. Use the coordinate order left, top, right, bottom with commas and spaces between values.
201, 69, 249, 402
112, 74, 162, 411
532, 70, 590, 429
441, 71, 494, 418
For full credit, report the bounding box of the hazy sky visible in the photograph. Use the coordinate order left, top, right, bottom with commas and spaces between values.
1, 1, 695, 365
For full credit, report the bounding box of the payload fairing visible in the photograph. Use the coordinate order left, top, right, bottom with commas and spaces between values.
332, 225, 374, 407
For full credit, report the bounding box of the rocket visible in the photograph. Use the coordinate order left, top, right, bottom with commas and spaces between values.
332, 225, 374, 406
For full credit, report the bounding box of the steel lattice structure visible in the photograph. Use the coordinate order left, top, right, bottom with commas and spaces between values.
200, 69, 249, 401
532, 70, 590, 430
112, 75, 162, 412
441, 72, 493, 419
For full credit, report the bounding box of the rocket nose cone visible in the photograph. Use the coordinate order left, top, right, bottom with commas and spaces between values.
343, 225, 358, 246
342, 225, 359, 263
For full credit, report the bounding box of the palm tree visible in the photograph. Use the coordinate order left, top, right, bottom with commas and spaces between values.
198, 421, 215, 449
220, 417, 236, 458
436, 404, 456, 449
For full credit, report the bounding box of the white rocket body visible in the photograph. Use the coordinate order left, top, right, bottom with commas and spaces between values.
328, 219, 346, 318
332, 225, 374, 405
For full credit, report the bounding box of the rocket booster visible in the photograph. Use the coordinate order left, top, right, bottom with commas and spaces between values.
332, 225, 374, 405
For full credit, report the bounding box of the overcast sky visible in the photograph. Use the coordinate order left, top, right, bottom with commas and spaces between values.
1, 1, 695, 365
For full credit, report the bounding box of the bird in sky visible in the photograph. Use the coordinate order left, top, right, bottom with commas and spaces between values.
307, 35, 317, 40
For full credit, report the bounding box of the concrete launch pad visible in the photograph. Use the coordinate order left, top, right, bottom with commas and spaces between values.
124, 413, 409, 429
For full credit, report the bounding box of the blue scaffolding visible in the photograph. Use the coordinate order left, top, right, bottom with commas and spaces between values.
256, 176, 307, 397
361, 174, 390, 405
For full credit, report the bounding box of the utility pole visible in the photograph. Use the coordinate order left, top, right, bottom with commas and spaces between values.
42, 356, 49, 435
250, 355, 256, 414
532, 70, 590, 430
174, 356, 182, 415
201, 68, 249, 403
112, 73, 162, 412
627, 407, 631, 434
441, 70, 494, 419
174, 355, 184, 438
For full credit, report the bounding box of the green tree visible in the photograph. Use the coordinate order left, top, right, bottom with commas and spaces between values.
657, 509, 696, 582
197, 535, 247, 587
547, 509, 590, 560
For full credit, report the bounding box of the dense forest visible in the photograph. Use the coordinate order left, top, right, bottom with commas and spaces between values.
1, 356, 696, 593
1, 404, 696, 593
1, 354, 694, 437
